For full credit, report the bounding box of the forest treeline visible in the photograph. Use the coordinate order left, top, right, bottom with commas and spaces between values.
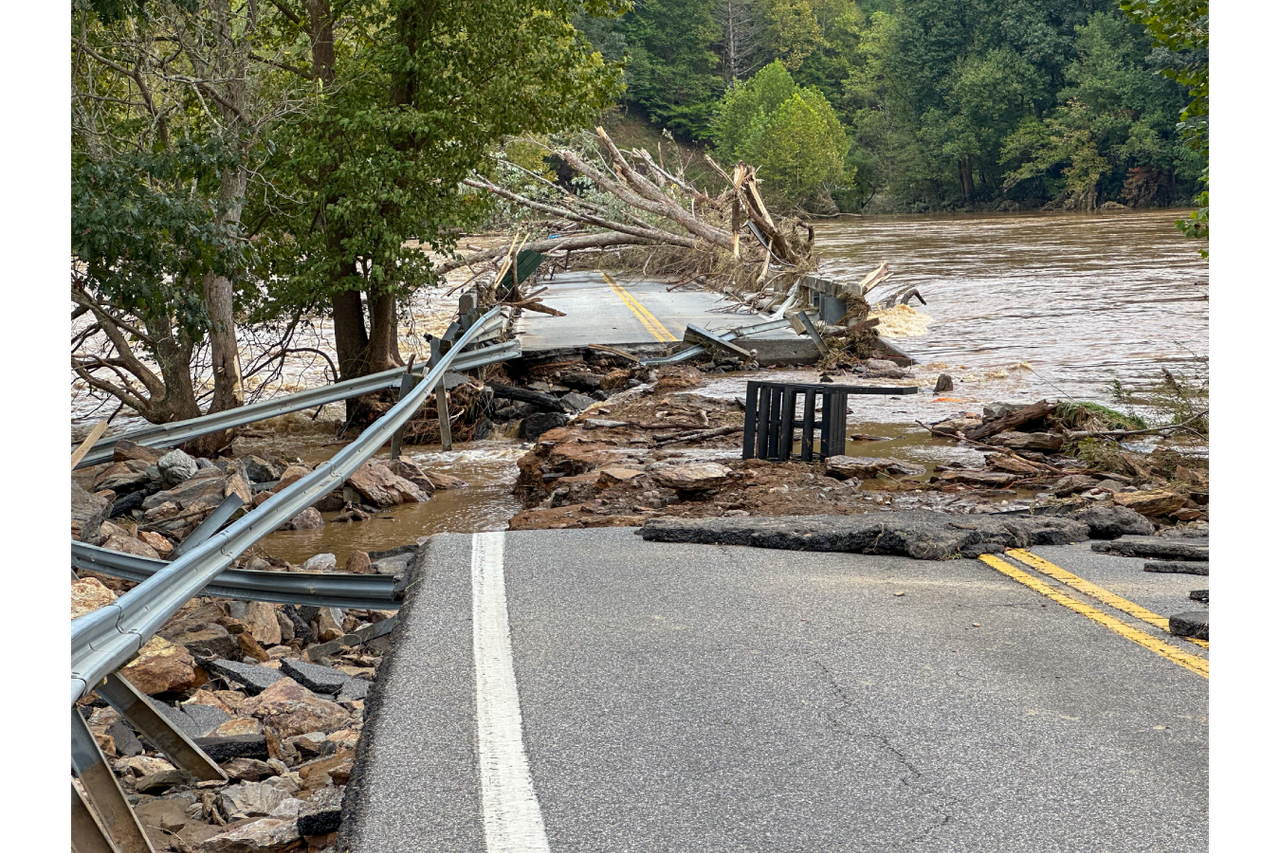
580, 0, 1207, 214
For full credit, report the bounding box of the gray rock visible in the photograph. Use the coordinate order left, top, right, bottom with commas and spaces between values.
279, 659, 348, 695
158, 449, 199, 487
561, 371, 603, 391
640, 511, 1090, 560
297, 785, 345, 837
983, 401, 1033, 419
560, 392, 597, 412
986, 431, 1064, 452
519, 412, 569, 440
282, 507, 324, 531
242, 455, 286, 484
1168, 610, 1208, 640
94, 460, 155, 495
1070, 505, 1155, 540
195, 457, 217, 470
135, 769, 190, 794
933, 373, 954, 393
72, 482, 111, 543
205, 659, 287, 695
301, 553, 338, 573
107, 720, 144, 757
204, 817, 302, 852
285, 732, 336, 758
221, 758, 278, 782
220, 781, 288, 821
141, 469, 226, 511
1144, 561, 1208, 576
1051, 474, 1097, 496
164, 622, 240, 660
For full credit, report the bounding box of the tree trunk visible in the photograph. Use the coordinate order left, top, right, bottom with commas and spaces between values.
958, 158, 974, 203
203, 162, 248, 413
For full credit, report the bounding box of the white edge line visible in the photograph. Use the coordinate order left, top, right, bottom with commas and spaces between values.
472, 530, 551, 852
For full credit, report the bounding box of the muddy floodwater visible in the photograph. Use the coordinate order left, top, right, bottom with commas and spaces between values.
815, 208, 1208, 401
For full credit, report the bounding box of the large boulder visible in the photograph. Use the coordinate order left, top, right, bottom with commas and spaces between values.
220, 781, 289, 821
158, 449, 200, 487
72, 482, 111, 543
142, 468, 226, 511
202, 816, 302, 853
344, 461, 427, 508
93, 459, 154, 495
1112, 489, 1187, 518
121, 636, 199, 694
71, 577, 116, 619
652, 462, 733, 491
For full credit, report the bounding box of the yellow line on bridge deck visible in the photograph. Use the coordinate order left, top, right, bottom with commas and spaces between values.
602, 273, 678, 342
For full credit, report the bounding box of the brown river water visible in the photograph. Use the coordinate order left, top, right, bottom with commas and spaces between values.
83, 209, 1210, 562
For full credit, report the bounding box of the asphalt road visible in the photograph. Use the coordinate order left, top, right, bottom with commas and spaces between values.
345, 528, 1208, 852
515, 271, 797, 349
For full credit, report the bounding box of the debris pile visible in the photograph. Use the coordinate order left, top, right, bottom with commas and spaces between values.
918, 398, 1209, 527
73, 443, 466, 555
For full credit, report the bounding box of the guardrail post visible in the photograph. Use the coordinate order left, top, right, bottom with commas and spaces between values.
72, 780, 121, 853
427, 343, 453, 452
71, 708, 157, 853
97, 674, 227, 783
169, 493, 245, 559
389, 357, 421, 461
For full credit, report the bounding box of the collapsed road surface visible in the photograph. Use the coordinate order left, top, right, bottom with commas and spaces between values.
342, 528, 1207, 852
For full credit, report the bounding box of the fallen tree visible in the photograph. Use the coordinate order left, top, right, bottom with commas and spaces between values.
447, 127, 823, 313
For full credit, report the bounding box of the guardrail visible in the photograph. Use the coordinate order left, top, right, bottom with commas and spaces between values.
640, 317, 794, 366
71, 307, 505, 705
71, 542, 402, 610
73, 338, 520, 469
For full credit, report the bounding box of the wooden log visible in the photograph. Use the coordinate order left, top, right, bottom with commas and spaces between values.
964, 400, 1057, 442
488, 383, 566, 413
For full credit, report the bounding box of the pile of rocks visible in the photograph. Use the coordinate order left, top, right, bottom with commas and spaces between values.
72, 541, 415, 852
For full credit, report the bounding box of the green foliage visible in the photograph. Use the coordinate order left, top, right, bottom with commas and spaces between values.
1118, 0, 1207, 252
612, 0, 724, 139
999, 10, 1197, 209
72, 140, 241, 334
264, 0, 626, 305
712, 60, 849, 208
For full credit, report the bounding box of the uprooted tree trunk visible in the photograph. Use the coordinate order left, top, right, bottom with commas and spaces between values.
451, 127, 816, 308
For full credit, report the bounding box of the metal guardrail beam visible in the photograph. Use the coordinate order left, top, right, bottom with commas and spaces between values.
73, 335, 520, 469
71, 308, 503, 705
71, 542, 401, 610
640, 317, 793, 366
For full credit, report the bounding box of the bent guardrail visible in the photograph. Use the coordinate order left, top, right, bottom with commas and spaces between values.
73, 337, 520, 469
71, 307, 504, 705
71, 542, 402, 610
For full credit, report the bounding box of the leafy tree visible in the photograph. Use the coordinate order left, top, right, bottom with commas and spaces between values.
1000, 11, 1198, 209
713, 60, 849, 208
1119, 0, 1207, 248
71, 0, 308, 423
614, 0, 724, 139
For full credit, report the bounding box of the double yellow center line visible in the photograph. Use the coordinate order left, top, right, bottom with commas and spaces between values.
601, 273, 678, 342
980, 550, 1208, 679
